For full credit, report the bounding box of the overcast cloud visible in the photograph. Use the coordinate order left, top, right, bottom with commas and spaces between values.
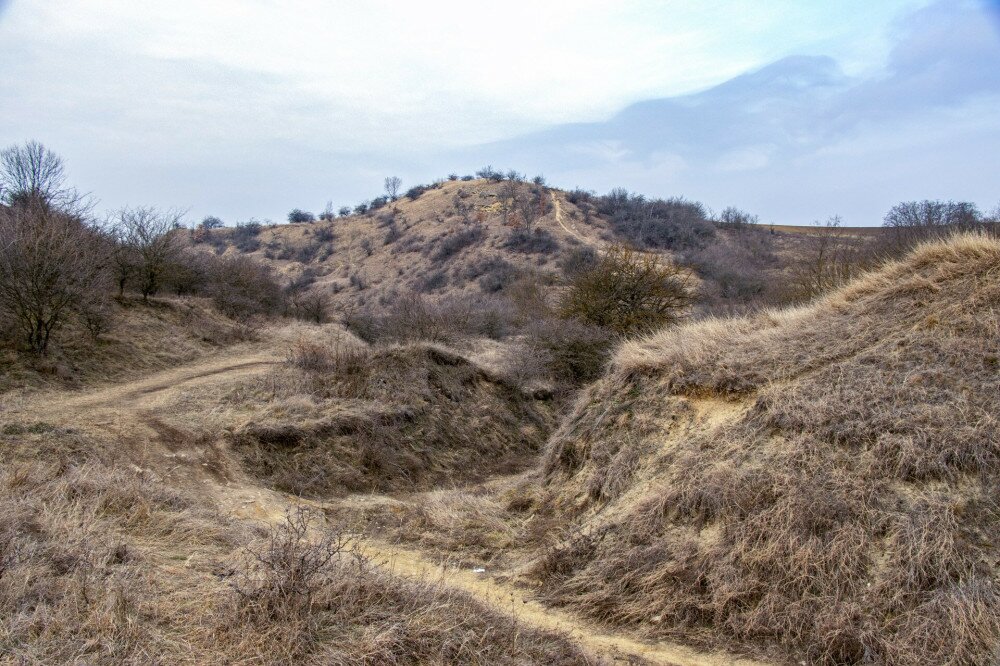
0, 0, 996, 224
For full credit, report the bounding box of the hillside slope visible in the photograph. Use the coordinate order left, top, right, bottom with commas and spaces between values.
537, 234, 1000, 664
190, 179, 613, 308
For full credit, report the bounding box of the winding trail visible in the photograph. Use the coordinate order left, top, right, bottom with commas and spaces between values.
2, 348, 771, 666
551, 192, 593, 246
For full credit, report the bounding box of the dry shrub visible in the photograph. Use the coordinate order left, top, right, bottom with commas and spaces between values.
526, 318, 614, 384
221, 509, 596, 665
534, 234, 1000, 664
561, 244, 694, 336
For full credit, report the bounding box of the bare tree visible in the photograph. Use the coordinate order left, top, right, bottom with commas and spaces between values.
0, 141, 68, 207
881, 200, 983, 256
516, 186, 549, 233
113, 207, 182, 301
0, 205, 109, 353
384, 176, 402, 201
791, 217, 871, 298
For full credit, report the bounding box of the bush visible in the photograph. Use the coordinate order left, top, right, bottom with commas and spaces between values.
598, 189, 714, 250
561, 244, 693, 336
369, 195, 389, 211
417, 269, 449, 292
233, 220, 263, 252
559, 245, 598, 277
526, 318, 612, 384
200, 215, 224, 229
313, 226, 335, 243
353, 202, 369, 215
338, 206, 351, 217
461, 256, 519, 293
565, 189, 593, 205
383, 223, 402, 245
429, 226, 484, 261
344, 294, 517, 344
880, 200, 987, 256
715, 206, 759, 229
502, 228, 559, 254
207, 255, 285, 320
405, 184, 431, 200
287, 209, 315, 224
476, 165, 505, 182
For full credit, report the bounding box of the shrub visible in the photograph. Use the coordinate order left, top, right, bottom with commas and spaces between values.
200, 215, 224, 229
112, 206, 183, 301
417, 269, 449, 292
383, 223, 402, 245
232, 220, 263, 252
565, 189, 593, 205
461, 256, 519, 293
232, 507, 353, 626
207, 255, 285, 320
476, 165, 505, 182
353, 202, 369, 215
598, 189, 715, 250
287, 209, 315, 224
715, 206, 759, 229
561, 244, 694, 336
405, 184, 431, 200
527, 318, 612, 384
559, 245, 598, 277
880, 200, 987, 256
338, 206, 351, 217
503, 227, 559, 254
369, 195, 389, 211
313, 226, 334, 243
429, 226, 484, 261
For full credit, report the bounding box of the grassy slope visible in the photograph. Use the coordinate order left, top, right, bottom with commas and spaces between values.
0, 296, 256, 395
190, 179, 611, 308
537, 233, 1000, 664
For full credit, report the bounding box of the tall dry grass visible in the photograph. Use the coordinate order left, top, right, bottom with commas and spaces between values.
536, 233, 1000, 665
0, 420, 597, 664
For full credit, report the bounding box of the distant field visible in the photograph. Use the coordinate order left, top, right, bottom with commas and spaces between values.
767, 223, 885, 236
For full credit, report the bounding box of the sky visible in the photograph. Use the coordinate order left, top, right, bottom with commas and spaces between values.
1, 0, 998, 225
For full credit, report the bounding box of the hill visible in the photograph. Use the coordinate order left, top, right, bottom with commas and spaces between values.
184, 177, 842, 317
533, 233, 1000, 664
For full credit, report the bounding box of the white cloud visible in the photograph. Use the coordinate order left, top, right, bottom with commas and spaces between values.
0, 0, 946, 222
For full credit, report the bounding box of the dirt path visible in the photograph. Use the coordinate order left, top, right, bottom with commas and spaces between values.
2, 350, 280, 419
552, 192, 596, 247
359, 539, 769, 666
3, 349, 771, 666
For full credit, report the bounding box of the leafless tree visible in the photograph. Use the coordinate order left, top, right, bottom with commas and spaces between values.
516, 186, 549, 233
384, 176, 402, 201
880, 199, 983, 256
113, 207, 183, 301
0, 141, 90, 214
792, 216, 871, 298
0, 205, 109, 353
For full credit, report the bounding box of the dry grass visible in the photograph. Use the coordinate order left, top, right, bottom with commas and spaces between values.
536, 233, 1000, 664
0, 415, 597, 664
228, 339, 555, 497
0, 295, 254, 395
